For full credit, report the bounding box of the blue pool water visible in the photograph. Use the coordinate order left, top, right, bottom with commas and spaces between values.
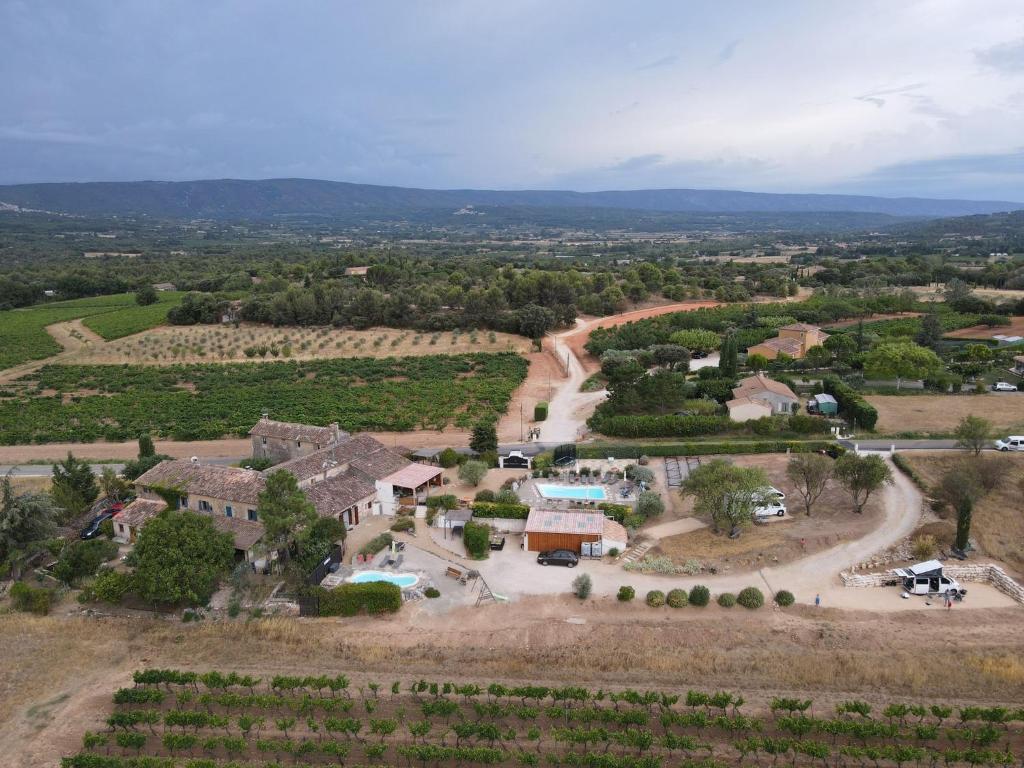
536, 484, 608, 501
349, 570, 419, 588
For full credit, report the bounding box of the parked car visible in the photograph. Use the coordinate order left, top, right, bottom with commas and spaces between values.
489, 534, 506, 551
79, 510, 115, 539
754, 499, 787, 518
994, 435, 1024, 451
537, 549, 579, 567
992, 381, 1018, 392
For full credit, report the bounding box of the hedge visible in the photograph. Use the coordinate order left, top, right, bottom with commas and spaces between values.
823, 375, 878, 430
463, 521, 490, 559
587, 413, 730, 439
470, 501, 530, 519
892, 453, 929, 491
534, 401, 548, 421
9, 581, 52, 615
358, 533, 393, 557
579, 440, 837, 460
425, 494, 459, 509
316, 582, 402, 617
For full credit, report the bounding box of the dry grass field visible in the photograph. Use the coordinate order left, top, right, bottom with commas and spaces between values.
944, 315, 1024, 340
651, 454, 883, 571
867, 393, 1024, 434
899, 451, 1024, 574
909, 285, 1024, 303
56, 323, 531, 365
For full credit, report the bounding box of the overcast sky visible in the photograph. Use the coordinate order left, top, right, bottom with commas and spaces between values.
2, 0, 1024, 199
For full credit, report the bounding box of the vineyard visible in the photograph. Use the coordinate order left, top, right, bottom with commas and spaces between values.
0, 292, 185, 369
0, 353, 529, 442
63, 668, 1024, 768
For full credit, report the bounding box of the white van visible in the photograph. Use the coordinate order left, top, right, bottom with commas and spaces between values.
994, 436, 1024, 451
893, 560, 965, 597
754, 499, 787, 517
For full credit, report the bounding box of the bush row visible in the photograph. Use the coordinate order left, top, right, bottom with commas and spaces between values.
315, 582, 402, 617
823, 375, 878, 430
618, 584, 793, 610
579, 440, 838, 459
587, 413, 730, 439
470, 501, 530, 519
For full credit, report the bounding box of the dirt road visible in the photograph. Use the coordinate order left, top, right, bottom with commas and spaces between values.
0, 319, 105, 386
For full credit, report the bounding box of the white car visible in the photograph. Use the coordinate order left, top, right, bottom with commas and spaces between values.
994, 436, 1024, 451
754, 499, 787, 517
992, 382, 1018, 392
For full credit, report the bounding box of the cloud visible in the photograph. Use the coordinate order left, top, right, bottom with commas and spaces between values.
976, 38, 1024, 73
608, 153, 665, 172
853, 82, 927, 109
636, 55, 677, 71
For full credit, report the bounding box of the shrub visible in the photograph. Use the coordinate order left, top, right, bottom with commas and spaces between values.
458, 460, 489, 486
598, 502, 631, 522
390, 517, 415, 532
717, 592, 736, 608
9, 581, 52, 615
358, 533, 393, 557
617, 585, 635, 602
494, 488, 520, 505
737, 586, 765, 609
607, 547, 620, 558
774, 590, 795, 607
470, 501, 530, 519
636, 491, 665, 519
689, 585, 710, 607
424, 587, 440, 598
912, 534, 937, 561
316, 582, 402, 616
646, 590, 666, 607
425, 494, 458, 510
438, 448, 461, 468
666, 588, 688, 608
91, 568, 134, 603
572, 573, 592, 599
534, 401, 549, 421
463, 521, 490, 559
474, 489, 496, 503
53, 537, 120, 586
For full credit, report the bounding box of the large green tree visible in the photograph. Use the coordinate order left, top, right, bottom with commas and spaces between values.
682, 459, 768, 535
470, 422, 498, 454
0, 476, 59, 570
863, 342, 942, 389
129, 510, 234, 606
51, 452, 99, 520
953, 414, 992, 456
833, 453, 893, 514
719, 331, 739, 378
786, 453, 833, 517
257, 470, 317, 561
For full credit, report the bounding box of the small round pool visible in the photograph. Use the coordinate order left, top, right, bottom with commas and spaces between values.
348, 570, 419, 589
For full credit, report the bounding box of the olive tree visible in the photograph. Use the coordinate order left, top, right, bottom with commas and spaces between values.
833, 453, 892, 514
953, 415, 992, 456
682, 459, 768, 535
785, 453, 833, 516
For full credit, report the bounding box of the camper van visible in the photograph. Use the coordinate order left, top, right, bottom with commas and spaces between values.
893, 560, 965, 597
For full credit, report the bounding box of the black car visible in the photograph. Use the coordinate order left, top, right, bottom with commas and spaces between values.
80, 510, 114, 540
537, 549, 579, 567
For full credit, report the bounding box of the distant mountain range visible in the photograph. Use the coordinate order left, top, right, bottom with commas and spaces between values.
0, 178, 1020, 221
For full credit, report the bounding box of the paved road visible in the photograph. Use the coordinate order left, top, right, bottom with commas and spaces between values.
840, 439, 958, 451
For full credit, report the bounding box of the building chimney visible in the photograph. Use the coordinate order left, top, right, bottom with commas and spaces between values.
330, 422, 340, 442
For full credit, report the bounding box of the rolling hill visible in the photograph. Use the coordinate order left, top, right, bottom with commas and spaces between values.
0, 178, 1020, 221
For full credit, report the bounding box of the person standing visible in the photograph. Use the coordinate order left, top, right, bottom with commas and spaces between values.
814, 593, 821, 608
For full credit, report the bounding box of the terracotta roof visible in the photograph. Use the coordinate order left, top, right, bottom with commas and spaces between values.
381, 463, 443, 489
603, 518, 628, 543
779, 322, 822, 332
134, 460, 266, 505
752, 337, 804, 356
525, 509, 605, 535
207, 513, 265, 551
307, 469, 377, 518
726, 396, 774, 413
733, 373, 798, 402
249, 417, 341, 444
272, 433, 410, 483
114, 498, 166, 528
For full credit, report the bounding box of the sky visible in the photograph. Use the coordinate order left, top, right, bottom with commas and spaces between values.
1, 0, 1024, 200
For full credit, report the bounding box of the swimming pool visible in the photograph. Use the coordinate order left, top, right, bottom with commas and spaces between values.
348, 570, 419, 589
536, 484, 608, 501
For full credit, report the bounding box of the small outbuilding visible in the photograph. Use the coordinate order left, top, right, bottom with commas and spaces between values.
807, 393, 838, 416
524, 509, 626, 555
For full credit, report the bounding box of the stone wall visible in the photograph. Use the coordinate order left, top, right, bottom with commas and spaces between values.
840, 562, 1024, 604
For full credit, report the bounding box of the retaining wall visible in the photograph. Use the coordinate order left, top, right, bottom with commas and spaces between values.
840, 563, 1024, 604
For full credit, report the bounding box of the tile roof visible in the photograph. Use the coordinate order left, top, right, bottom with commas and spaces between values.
733, 373, 798, 402
134, 460, 266, 505
603, 518, 628, 543
381, 462, 443, 489
272, 433, 410, 483
249, 417, 342, 444
306, 468, 378, 518
779, 322, 822, 332
206, 513, 265, 551
726, 396, 774, 413
525, 509, 606, 535
752, 337, 804, 356
114, 498, 166, 528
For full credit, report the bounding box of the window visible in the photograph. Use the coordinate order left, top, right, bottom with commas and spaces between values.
199, 500, 212, 512
261, 436, 267, 445
179, 495, 189, 509
296, 440, 302, 448
225, 506, 233, 518
247, 509, 258, 521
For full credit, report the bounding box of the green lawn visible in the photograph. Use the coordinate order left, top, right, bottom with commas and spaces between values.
0, 292, 184, 369
1, 352, 528, 443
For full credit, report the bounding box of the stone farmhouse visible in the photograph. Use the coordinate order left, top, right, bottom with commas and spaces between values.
726, 372, 800, 422
747, 322, 828, 360
113, 417, 443, 560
